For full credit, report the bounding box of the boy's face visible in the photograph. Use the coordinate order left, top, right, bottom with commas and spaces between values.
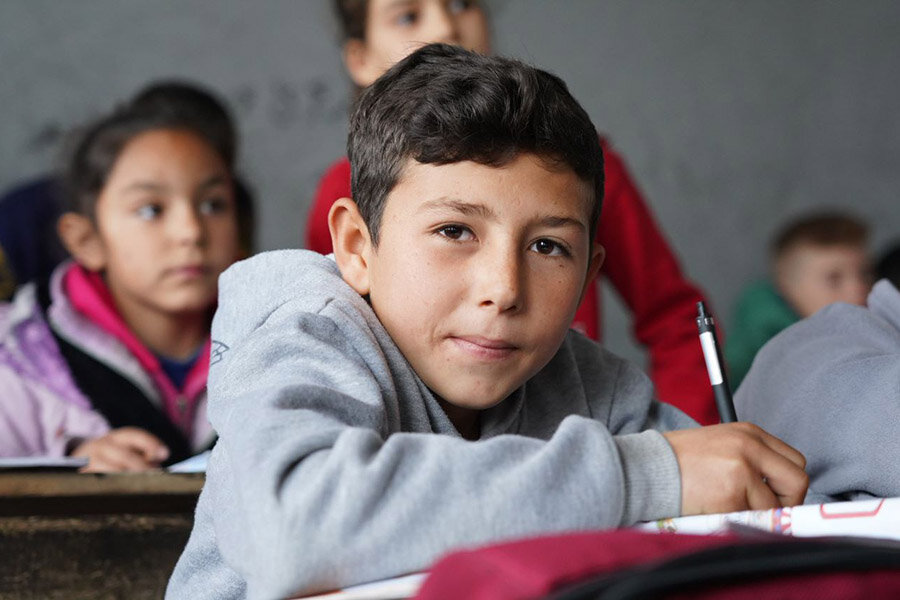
776, 243, 872, 318
346, 0, 491, 88
350, 153, 602, 421
89, 129, 240, 319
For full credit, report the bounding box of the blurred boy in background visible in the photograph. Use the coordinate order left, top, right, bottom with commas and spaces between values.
726, 211, 872, 388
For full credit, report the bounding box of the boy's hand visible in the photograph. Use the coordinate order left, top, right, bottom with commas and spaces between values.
664, 422, 808, 515
70, 427, 170, 473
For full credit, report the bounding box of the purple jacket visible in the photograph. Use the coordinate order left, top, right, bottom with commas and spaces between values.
0, 262, 213, 457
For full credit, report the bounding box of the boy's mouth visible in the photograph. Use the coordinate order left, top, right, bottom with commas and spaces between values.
449, 335, 518, 360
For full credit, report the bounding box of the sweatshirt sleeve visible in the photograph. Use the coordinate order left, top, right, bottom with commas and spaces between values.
596, 141, 719, 425
196, 254, 683, 598
735, 295, 900, 503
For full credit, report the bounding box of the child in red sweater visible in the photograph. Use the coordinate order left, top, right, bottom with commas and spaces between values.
306, 0, 719, 424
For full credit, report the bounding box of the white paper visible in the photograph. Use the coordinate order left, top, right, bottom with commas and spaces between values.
297, 572, 426, 600
0, 456, 88, 470
636, 497, 900, 540
166, 450, 211, 473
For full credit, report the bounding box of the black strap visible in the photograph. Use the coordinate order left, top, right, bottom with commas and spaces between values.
547, 537, 900, 600
36, 279, 195, 465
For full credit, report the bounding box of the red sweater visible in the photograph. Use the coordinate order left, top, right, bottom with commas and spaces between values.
305, 141, 718, 424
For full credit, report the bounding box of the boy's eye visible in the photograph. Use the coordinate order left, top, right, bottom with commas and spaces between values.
436, 224, 473, 241
447, 0, 474, 14
826, 270, 845, 289
136, 204, 162, 220
199, 197, 231, 216
530, 239, 569, 257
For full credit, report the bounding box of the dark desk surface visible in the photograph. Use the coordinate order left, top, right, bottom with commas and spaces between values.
0, 470, 204, 516
0, 471, 204, 599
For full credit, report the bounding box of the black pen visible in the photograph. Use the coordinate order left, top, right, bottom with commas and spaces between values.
695, 301, 737, 423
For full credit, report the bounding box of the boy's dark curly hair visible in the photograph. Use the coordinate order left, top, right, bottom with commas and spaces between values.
348, 43, 604, 245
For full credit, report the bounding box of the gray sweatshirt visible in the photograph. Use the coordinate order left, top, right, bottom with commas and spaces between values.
736, 279, 900, 504
167, 250, 696, 600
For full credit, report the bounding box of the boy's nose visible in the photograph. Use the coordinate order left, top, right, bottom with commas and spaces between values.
476, 247, 524, 313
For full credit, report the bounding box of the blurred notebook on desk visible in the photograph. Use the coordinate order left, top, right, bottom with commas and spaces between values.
297, 572, 426, 599
0, 456, 88, 471
637, 496, 900, 540
167, 450, 210, 473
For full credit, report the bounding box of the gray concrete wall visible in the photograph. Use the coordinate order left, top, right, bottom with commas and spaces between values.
2, 1, 898, 365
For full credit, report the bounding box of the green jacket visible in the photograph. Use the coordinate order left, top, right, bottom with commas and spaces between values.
725, 280, 799, 390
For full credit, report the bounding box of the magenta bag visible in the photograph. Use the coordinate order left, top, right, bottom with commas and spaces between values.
415, 529, 900, 600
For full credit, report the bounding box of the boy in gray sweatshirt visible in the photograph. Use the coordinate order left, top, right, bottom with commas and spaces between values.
168, 44, 807, 599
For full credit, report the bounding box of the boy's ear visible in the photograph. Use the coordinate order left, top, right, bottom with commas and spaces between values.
329, 197, 373, 295
342, 39, 381, 89
57, 212, 106, 272
579, 243, 606, 304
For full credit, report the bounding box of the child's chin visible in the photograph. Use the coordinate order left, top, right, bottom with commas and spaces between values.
442, 390, 510, 412
164, 294, 217, 315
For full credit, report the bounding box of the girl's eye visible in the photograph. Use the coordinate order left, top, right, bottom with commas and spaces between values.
530, 239, 569, 257
136, 204, 162, 220
436, 225, 473, 241
395, 10, 418, 26
199, 197, 230, 216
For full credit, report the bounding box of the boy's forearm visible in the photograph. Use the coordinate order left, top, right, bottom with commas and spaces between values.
210, 403, 681, 596
194, 253, 686, 596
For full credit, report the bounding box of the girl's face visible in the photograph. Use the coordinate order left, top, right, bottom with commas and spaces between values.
90, 129, 240, 319
345, 0, 491, 88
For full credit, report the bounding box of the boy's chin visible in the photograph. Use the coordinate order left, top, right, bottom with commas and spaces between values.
432, 387, 514, 413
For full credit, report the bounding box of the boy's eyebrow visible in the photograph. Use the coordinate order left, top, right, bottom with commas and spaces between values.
420, 197, 586, 231
540, 215, 586, 232
421, 197, 496, 220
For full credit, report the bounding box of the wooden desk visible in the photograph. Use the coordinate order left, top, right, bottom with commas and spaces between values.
0, 471, 203, 599
0, 471, 203, 516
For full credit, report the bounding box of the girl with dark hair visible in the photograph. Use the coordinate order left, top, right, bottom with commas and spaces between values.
306, 0, 720, 424
0, 96, 246, 471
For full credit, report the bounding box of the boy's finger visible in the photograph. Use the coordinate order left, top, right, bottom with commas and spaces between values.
745, 474, 780, 510
752, 447, 809, 508
754, 429, 806, 470
769, 475, 808, 509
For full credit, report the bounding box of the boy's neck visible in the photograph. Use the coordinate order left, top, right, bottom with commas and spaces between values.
439, 400, 481, 441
